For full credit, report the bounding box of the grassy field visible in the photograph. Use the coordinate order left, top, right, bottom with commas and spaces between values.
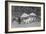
11, 21, 41, 28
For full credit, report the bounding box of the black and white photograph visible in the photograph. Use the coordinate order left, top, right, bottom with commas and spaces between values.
12, 6, 41, 28
5, 1, 45, 32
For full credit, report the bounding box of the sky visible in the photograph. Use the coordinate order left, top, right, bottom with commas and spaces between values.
12, 6, 41, 17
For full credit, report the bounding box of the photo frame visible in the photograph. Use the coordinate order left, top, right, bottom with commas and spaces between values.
5, 1, 45, 33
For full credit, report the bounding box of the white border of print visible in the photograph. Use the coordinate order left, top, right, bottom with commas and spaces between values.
8, 2, 43, 32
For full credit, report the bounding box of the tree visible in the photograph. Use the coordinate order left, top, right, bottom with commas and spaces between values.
18, 17, 21, 24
